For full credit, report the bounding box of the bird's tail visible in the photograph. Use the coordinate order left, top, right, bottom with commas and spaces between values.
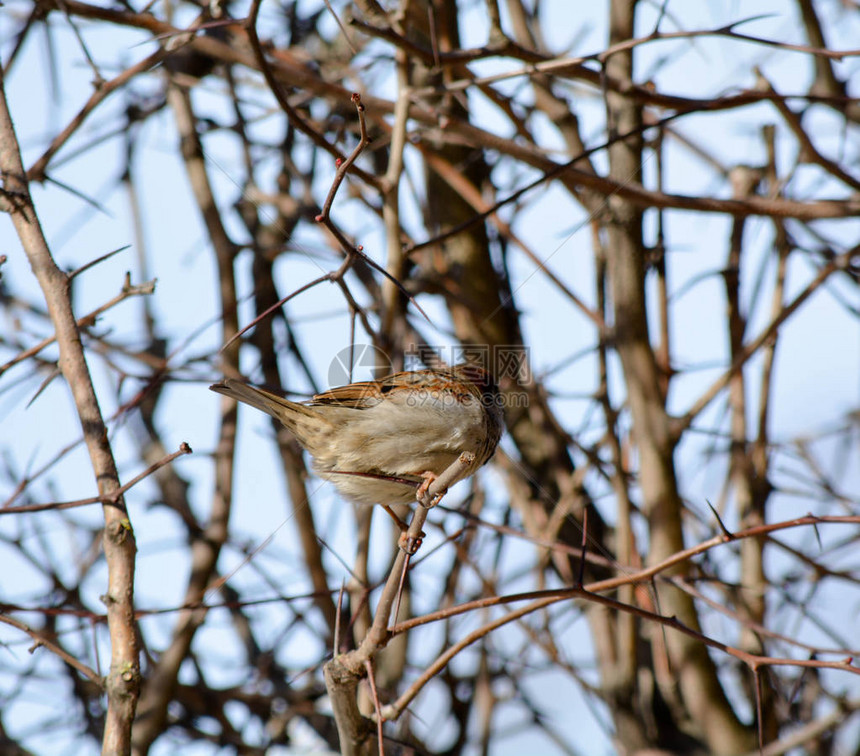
210, 379, 321, 438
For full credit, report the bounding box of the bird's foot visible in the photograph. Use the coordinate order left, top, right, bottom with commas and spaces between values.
397, 530, 424, 555
416, 471, 445, 507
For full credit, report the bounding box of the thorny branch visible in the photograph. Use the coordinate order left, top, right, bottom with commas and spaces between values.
0, 62, 140, 755
324, 454, 475, 755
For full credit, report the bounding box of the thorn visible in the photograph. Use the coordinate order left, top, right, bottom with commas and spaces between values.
314, 214, 324, 222
706, 499, 734, 540
811, 517, 822, 551
334, 580, 345, 657
393, 554, 410, 622
577, 505, 588, 587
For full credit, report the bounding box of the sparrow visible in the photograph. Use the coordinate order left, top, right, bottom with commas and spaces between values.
210, 364, 503, 511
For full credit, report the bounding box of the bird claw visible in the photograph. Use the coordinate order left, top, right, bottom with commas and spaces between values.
416, 471, 445, 507
398, 530, 424, 555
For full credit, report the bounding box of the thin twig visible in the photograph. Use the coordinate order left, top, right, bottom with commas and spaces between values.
364, 659, 386, 756
0, 613, 102, 685
0, 274, 156, 377
0, 443, 192, 514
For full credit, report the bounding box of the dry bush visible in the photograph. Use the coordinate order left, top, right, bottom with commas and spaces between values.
1, 1, 859, 754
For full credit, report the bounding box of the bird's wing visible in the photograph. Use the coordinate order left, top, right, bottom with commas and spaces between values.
310, 369, 442, 408
310, 379, 386, 408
